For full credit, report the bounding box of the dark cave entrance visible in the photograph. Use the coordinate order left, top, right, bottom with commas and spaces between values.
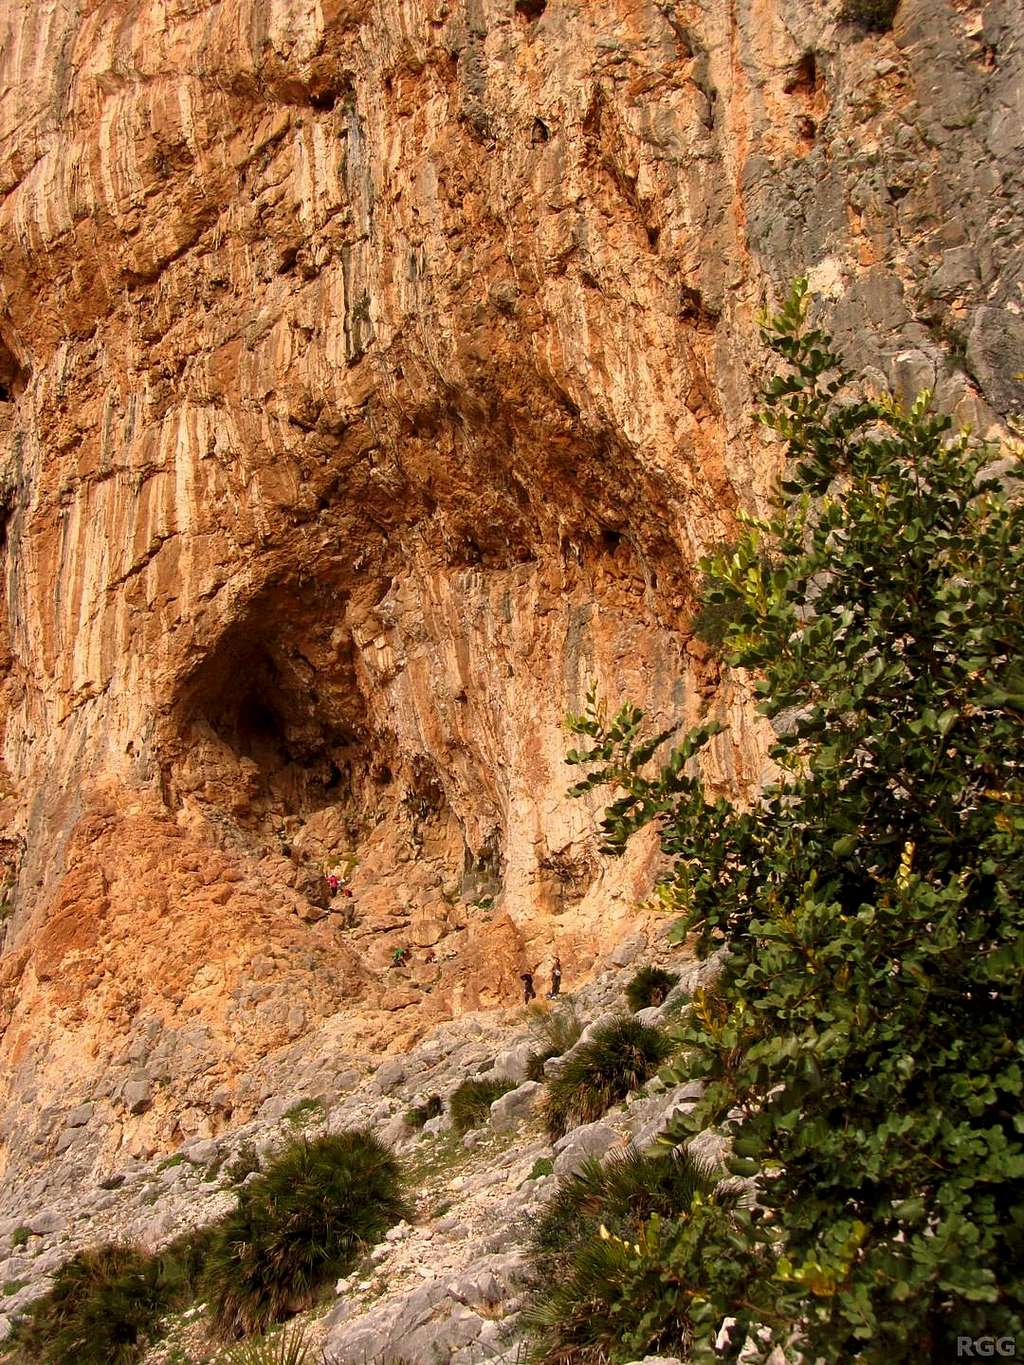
0, 335, 28, 403
172, 585, 374, 833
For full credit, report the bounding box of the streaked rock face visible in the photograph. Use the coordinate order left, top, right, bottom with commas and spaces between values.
0, 0, 1021, 1189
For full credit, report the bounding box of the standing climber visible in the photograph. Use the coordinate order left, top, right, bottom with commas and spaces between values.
327, 871, 340, 896
521, 970, 536, 1004
547, 956, 562, 1000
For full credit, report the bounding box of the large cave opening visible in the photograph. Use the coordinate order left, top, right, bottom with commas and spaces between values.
0, 334, 28, 403
171, 581, 374, 838
165, 574, 496, 957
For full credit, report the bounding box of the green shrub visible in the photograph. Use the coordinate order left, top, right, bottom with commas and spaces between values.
525, 1002, 585, 1079
542, 1017, 673, 1140
11, 1227, 29, 1248
203, 1130, 409, 1337
283, 1097, 324, 1127
565, 280, 1024, 1360
624, 965, 679, 1011
525, 1049, 555, 1082
524, 1145, 741, 1362
528, 1001, 584, 1054
840, 0, 899, 30
404, 1095, 443, 1128
221, 1323, 315, 1364
449, 1078, 516, 1134
526, 1157, 555, 1182
9, 1232, 208, 1365
223, 1142, 261, 1186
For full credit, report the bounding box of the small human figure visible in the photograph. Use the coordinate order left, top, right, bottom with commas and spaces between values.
327, 872, 340, 895
547, 956, 562, 1000
391, 945, 411, 968
521, 971, 536, 1004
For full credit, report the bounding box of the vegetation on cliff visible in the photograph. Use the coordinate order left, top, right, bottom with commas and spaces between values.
625, 965, 680, 1011
449, 1078, 518, 1134
524, 1146, 743, 1363
563, 281, 1024, 1361
542, 1016, 674, 1141
204, 1131, 409, 1337
9, 1232, 210, 1364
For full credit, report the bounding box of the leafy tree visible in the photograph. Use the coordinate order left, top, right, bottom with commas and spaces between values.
565, 280, 1024, 1361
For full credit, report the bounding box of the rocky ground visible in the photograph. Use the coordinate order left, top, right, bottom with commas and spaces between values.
0, 927, 721, 1364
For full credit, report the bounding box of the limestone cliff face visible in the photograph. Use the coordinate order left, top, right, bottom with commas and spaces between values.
0, 0, 1021, 1191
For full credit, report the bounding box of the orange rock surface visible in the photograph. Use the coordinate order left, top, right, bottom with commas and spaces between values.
0, 0, 1020, 1185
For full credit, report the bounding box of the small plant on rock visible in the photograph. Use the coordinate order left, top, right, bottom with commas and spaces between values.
404, 1094, 443, 1128
203, 1130, 410, 1337
839, 0, 899, 31
9, 1233, 207, 1365
223, 1142, 262, 1186
283, 1097, 324, 1127
625, 965, 679, 1011
525, 1001, 584, 1080
525, 1051, 552, 1082
529, 1000, 584, 1054
449, 1077, 517, 1134
11, 1226, 29, 1248
221, 1323, 316, 1364
542, 1016, 673, 1141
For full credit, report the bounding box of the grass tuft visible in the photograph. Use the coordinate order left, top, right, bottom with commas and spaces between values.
404, 1095, 443, 1129
542, 1016, 673, 1140
449, 1078, 517, 1134
625, 965, 679, 1012
220, 1323, 316, 1364
527, 1001, 584, 1055
223, 1142, 262, 1186
203, 1130, 410, 1338
524, 1001, 584, 1081
9, 1230, 209, 1365
282, 1098, 324, 1127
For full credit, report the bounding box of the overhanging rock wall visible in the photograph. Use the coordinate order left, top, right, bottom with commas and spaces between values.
0, 0, 1020, 1193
